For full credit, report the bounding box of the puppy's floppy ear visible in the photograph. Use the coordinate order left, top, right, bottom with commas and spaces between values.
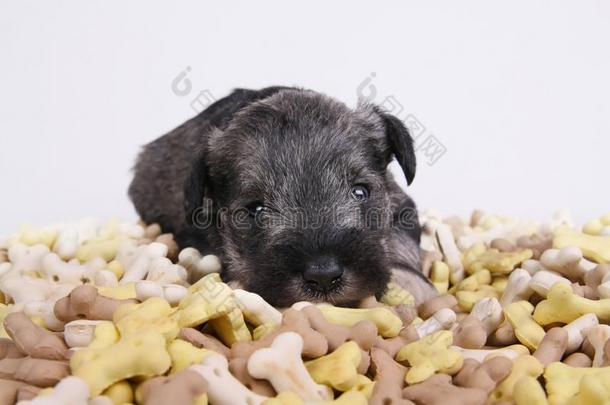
183, 149, 210, 226
375, 107, 417, 185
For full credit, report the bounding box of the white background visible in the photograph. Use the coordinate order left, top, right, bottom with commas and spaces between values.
1, 0, 609, 233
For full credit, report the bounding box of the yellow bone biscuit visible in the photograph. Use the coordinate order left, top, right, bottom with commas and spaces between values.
490, 355, 543, 403
554, 226, 610, 264
113, 297, 179, 341
503, 300, 546, 351
583, 212, 610, 236
168, 339, 211, 373
568, 371, 610, 405
96, 283, 137, 300
76, 236, 128, 263
106, 260, 124, 280
252, 323, 279, 340
351, 374, 375, 399
463, 246, 533, 275
305, 341, 361, 392
449, 269, 491, 293
533, 282, 610, 324
9, 226, 57, 248
544, 362, 610, 405
380, 282, 415, 306
455, 285, 499, 312
175, 273, 237, 328
396, 330, 463, 384
492, 276, 509, 294
430, 260, 450, 293
316, 304, 402, 338
513, 376, 548, 405
71, 331, 170, 396
71, 297, 180, 395
208, 307, 252, 345
102, 380, 134, 405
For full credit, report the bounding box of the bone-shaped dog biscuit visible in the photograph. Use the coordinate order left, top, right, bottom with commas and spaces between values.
503, 300, 546, 351
304, 341, 361, 392
247, 332, 332, 401
3, 312, 68, 360
533, 282, 610, 324
316, 304, 402, 338
234, 289, 282, 326
191, 352, 268, 405
464, 245, 533, 275
168, 338, 211, 373
53, 284, 136, 322
63, 320, 107, 348
396, 330, 463, 384
141, 369, 208, 405
175, 273, 237, 328
540, 246, 597, 280
300, 305, 377, 351
554, 226, 610, 264
544, 361, 610, 404
490, 355, 543, 403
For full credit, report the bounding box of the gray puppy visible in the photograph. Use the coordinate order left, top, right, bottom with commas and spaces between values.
129, 86, 436, 306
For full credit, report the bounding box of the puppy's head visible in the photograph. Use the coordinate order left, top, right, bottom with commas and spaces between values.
185, 89, 417, 306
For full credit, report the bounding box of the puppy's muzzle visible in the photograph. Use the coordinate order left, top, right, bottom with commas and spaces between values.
302, 255, 344, 292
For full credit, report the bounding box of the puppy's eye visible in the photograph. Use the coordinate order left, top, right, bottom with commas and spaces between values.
350, 185, 370, 202
245, 201, 267, 217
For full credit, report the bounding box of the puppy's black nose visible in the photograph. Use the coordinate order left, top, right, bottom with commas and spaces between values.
303, 255, 343, 291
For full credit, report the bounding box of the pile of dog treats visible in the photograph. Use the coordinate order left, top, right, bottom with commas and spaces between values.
1, 210, 610, 405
